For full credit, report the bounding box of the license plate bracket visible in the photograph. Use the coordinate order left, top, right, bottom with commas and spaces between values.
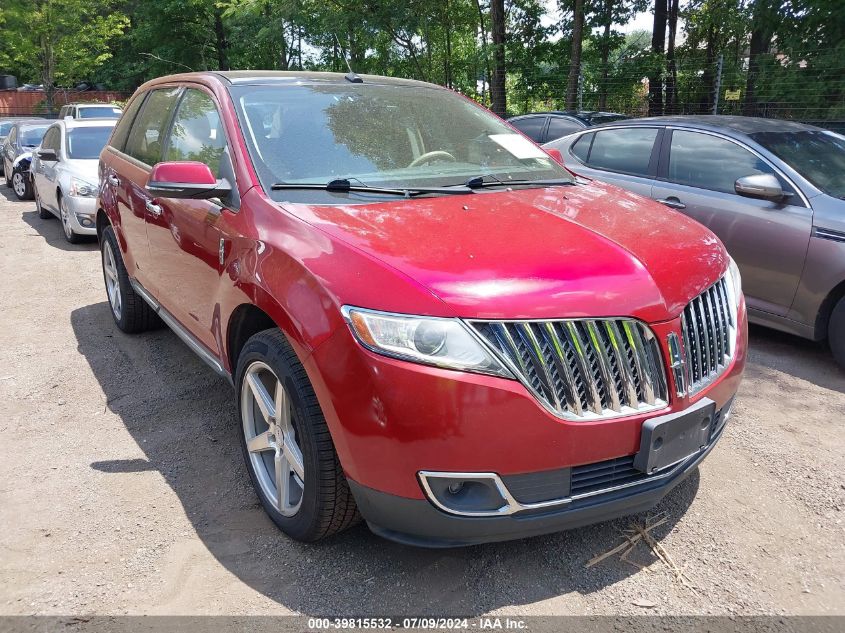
633, 398, 716, 474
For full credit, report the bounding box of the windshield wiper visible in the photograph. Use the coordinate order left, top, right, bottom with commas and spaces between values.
271, 178, 473, 197
463, 175, 576, 189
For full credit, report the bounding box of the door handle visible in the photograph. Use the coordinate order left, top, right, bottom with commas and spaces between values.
145, 199, 163, 217
656, 197, 686, 210
107, 174, 120, 187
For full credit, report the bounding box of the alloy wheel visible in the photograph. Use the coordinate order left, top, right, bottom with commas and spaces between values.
241, 361, 305, 517
12, 172, 26, 198
102, 240, 122, 320
60, 199, 73, 240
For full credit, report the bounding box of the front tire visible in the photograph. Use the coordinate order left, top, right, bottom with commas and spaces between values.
59, 195, 82, 243
236, 329, 359, 542
11, 166, 33, 200
100, 224, 160, 333
828, 296, 845, 367
36, 188, 52, 219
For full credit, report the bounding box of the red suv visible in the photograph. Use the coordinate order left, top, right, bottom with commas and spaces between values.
97, 71, 747, 547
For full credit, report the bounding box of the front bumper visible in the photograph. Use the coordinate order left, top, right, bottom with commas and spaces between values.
350, 400, 731, 547
63, 195, 97, 235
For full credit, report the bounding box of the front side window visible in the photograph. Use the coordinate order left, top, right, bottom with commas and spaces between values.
231, 84, 569, 203
0, 122, 13, 136
67, 126, 114, 159
668, 130, 773, 194
164, 89, 227, 177
752, 130, 845, 199
41, 127, 61, 152
586, 128, 658, 176
124, 88, 181, 166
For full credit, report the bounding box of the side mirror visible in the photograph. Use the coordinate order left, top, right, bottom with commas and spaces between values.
147, 161, 232, 200
545, 148, 564, 165
37, 148, 58, 161
735, 173, 784, 202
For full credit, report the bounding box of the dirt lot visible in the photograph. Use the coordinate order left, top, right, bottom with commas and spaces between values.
0, 183, 842, 617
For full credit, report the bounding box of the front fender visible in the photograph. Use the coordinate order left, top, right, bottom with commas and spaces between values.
12, 152, 32, 172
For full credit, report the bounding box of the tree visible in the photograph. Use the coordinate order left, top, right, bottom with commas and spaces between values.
2, 0, 128, 109
648, 0, 667, 116
565, 0, 585, 110
743, 0, 777, 115
489, 0, 507, 116
665, 0, 679, 113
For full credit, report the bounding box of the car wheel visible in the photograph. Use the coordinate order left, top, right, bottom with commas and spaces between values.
236, 329, 359, 542
11, 166, 33, 200
828, 296, 845, 367
58, 195, 82, 243
100, 224, 160, 333
35, 188, 52, 219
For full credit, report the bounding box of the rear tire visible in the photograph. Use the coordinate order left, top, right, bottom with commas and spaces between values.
236, 329, 359, 542
36, 188, 52, 219
100, 224, 160, 333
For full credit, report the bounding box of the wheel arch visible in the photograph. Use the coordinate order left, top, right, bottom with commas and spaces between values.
226, 304, 278, 374
814, 278, 845, 340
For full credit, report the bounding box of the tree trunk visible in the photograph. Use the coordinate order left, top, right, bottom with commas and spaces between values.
444, 0, 453, 88
475, 0, 492, 105
665, 0, 679, 113
743, 0, 776, 116
490, 0, 507, 117
213, 10, 230, 71
566, 0, 585, 111
598, 0, 612, 110
648, 0, 667, 116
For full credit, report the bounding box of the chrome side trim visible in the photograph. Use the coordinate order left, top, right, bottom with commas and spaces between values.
812, 226, 845, 243
129, 278, 230, 380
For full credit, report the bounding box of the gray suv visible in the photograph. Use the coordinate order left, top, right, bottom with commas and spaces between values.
545, 116, 845, 364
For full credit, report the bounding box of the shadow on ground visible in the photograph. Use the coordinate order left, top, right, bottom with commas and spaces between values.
72, 300, 699, 616
18, 204, 98, 252
746, 323, 845, 393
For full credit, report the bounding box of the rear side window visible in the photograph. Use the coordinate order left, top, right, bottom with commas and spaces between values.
570, 133, 593, 163
587, 128, 658, 176
668, 130, 774, 194
124, 88, 181, 166
546, 117, 583, 141
164, 89, 227, 177
510, 116, 547, 142
110, 93, 147, 151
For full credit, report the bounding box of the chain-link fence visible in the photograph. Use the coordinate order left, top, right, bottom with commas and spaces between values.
504, 45, 845, 133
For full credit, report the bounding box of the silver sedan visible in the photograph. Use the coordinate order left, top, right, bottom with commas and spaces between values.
31, 119, 116, 243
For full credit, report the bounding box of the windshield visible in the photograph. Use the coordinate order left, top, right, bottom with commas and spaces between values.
20, 126, 49, 146
752, 130, 845, 198
0, 122, 12, 136
67, 126, 113, 159
230, 83, 570, 203
78, 106, 122, 119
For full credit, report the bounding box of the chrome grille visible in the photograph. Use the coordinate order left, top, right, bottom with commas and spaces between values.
470, 319, 668, 421
681, 277, 736, 395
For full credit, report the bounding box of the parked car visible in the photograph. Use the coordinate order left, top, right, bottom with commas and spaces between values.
508, 111, 630, 144
544, 115, 845, 365
97, 72, 745, 546
2, 119, 50, 199
31, 118, 116, 242
0, 116, 45, 176
58, 103, 123, 120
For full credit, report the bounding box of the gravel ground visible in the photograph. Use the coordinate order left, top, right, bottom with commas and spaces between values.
0, 183, 843, 617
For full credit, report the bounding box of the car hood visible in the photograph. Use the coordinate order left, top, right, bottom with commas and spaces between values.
61, 159, 99, 182
282, 181, 727, 322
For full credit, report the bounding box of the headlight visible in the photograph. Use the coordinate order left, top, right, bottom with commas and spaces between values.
69, 177, 97, 197
342, 307, 512, 377
726, 256, 742, 306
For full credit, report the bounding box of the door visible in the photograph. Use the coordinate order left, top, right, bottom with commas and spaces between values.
564, 127, 662, 197
33, 125, 61, 210
652, 128, 812, 315
110, 87, 182, 282
3, 126, 16, 176
143, 87, 234, 355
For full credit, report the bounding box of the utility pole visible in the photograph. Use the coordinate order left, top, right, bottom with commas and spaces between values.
712, 54, 723, 115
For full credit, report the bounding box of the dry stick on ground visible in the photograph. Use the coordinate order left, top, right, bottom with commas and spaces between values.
585, 516, 668, 568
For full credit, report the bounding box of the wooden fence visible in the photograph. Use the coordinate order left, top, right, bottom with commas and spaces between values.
0, 90, 130, 116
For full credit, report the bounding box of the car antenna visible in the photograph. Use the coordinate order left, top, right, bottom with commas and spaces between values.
335, 34, 363, 83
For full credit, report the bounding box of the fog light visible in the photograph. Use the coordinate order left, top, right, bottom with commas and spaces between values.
419, 472, 512, 516
75, 214, 94, 228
